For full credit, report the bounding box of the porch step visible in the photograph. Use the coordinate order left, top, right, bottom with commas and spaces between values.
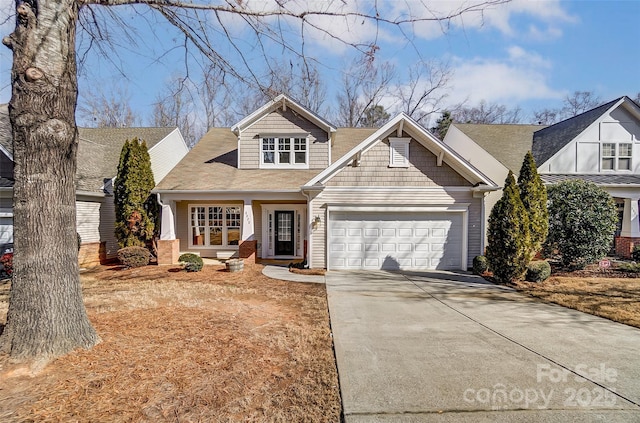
216, 251, 237, 260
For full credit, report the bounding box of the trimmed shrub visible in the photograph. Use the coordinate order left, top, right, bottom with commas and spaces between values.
1, 252, 13, 276
618, 262, 640, 273
632, 245, 640, 262
525, 261, 551, 282
486, 171, 531, 283
117, 246, 151, 268
179, 253, 203, 272
472, 255, 488, 275
545, 180, 617, 269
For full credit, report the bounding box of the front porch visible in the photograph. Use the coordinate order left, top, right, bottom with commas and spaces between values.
155, 193, 311, 265
613, 195, 640, 258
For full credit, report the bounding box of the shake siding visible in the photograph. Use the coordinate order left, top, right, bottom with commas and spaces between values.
238, 109, 329, 169
149, 130, 189, 183
310, 189, 482, 269
327, 140, 471, 187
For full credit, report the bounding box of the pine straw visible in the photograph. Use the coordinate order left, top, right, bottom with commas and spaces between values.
0, 264, 341, 422
513, 276, 640, 329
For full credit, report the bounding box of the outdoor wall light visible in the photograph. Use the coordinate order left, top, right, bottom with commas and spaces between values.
312, 215, 321, 229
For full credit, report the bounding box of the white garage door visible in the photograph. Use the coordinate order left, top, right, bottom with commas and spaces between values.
329, 212, 464, 270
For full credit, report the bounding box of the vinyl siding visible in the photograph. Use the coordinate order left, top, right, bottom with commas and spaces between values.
327, 139, 471, 187
238, 108, 329, 169
76, 197, 118, 259
149, 129, 190, 184
98, 197, 118, 258
310, 188, 482, 269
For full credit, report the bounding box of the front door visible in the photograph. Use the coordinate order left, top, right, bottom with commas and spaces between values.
275, 210, 295, 256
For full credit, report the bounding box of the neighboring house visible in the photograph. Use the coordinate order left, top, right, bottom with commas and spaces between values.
154, 94, 498, 270
0, 104, 189, 265
443, 96, 640, 257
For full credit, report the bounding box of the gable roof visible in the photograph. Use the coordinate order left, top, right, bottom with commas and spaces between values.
76, 127, 176, 193
452, 123, 543, 173
232, 94, 336, 135
532, 97, 623, 165
154, 127, 377, 192
305, 113, 497, 188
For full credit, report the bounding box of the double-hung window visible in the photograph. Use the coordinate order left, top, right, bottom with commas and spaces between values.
602, 143, 632, 171
261, 136, 308, 167
190, 205, 242, 247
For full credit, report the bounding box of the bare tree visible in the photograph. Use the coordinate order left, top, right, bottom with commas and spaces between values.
1, 0, 509, 363
152, 76, 202, 147
634, 92, 640, 105
452, 100, 522, 124
78, 88, 139, 128
336, 56, 395, 127
561, 90, 601, 117
532, 90, 602, 125
394, 60, 452, 126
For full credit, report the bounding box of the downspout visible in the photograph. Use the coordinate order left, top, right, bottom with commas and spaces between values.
301, 189, 313, 269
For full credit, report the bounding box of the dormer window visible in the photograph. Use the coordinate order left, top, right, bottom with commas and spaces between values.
602, 142, 632, 171
261, 136, 308, 168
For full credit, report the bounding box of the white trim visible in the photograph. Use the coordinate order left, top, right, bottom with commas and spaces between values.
322, 186, 477, 192
259, 135, 310, 169
305, 113, 496, 188
232, 94, 337, 135
187, 203, 243, 249
389, 137, 410, 168
326, 204, 470, 213
261, 204, 306, 259
0, 211, 12, 217
0, 143, 12, 161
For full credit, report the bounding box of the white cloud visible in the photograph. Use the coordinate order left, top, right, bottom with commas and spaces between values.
446, 46, 565, 107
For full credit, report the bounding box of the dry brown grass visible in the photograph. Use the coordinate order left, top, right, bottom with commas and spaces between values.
514, 276, 640, 328
0, 263, 341, 422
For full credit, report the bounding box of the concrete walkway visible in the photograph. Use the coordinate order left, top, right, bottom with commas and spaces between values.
261, 265, 325, 283
326, 270, 640, 422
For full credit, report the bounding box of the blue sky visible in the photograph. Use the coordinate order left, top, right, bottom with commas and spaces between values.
0, 0, 638, 125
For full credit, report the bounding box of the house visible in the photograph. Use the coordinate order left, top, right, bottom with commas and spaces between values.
0, 104, 190, 265
443, 96, 640, 257
154, 94, 498, 270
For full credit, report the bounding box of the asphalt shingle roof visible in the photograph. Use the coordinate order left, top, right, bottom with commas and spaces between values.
540, 174, 640, 185
155, 127, 376, 191
76, 127, 174, 192
532, 97, 622, 166
452, 123, 544, 173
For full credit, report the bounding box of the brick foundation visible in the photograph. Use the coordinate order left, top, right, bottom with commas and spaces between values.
239, 240, 257, 264
615, 236, 640, 258
78, 242, 107, 267
157, 239, 180, 265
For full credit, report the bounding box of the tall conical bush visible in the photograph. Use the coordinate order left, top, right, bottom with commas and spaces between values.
517, 151, 548, 260
486, 171, 531, 283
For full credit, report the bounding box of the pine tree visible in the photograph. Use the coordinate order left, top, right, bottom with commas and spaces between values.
114, 138, 158, 250
486, 171, 531, 283
517, 151, 548, 260
430, 110, 452, 139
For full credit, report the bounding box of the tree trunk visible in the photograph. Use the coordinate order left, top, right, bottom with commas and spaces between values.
0, 0, 99, 361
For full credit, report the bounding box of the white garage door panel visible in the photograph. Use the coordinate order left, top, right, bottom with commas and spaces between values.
0, 217, 13, 244
329, 212, 463, 271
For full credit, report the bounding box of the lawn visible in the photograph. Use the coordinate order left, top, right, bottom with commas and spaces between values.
0, 264, 341, 422
513, 275, 640, 329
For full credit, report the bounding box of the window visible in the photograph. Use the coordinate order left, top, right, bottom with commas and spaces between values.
190, 205, 242, 247
389, 138, 410, 168
261, 136, 307, 167
602, 142, 632, 171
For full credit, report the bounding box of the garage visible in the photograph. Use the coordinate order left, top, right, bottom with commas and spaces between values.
328, 211, 465, 271
0, 216, 12, 245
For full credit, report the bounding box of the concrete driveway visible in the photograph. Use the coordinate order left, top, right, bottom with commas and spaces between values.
326, 270, 640, 422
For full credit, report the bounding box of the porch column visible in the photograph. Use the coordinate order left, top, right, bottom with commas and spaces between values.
621, 198, 640, 237
160, 201, 176, 240
240, 199, 257, 263
157, 200, 179, 265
